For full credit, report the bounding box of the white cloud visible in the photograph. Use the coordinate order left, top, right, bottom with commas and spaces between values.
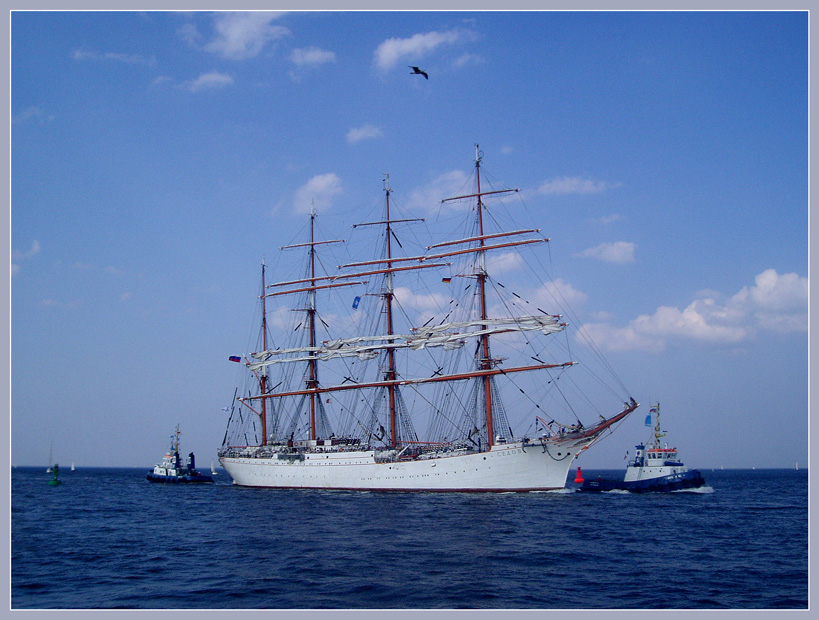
13, 240, 41, 261
490, 278, 588, 320
12, 240, 41, 275
731, 268, 809, 333
204, 12, 289, 60
535, 278, 589, 309
13, 107, 55, 125
393, 286, 450, 325
291, 46, 336, 66
593, 214, 623, 226
631, 301, 748, 343
393, 286, 449, 312
577, 241, 636, 264
579, 322, 663, 353
452, 53, 482, 68
537, 176, 621, 195
486, 251, 524, 276
581, 269, 808, 352
72, 49, 155, 66
294, 173, 343, 214
267, 306, 293, 330
182, 71, 234, 92
374, 29, 467, 71
177, 23, 202, 47
407, 170, 471, 213
346, 125, 384, 144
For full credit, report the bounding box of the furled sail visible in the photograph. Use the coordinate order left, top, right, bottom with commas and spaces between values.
246, 314, 564, 370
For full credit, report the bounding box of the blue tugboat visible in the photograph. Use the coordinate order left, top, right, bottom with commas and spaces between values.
579, 403, 705, 493
146, 425, 214, 484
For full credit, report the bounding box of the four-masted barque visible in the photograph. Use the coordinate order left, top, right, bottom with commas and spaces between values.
218, 146, 638, 491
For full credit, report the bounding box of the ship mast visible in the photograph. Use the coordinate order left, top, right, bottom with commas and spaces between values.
270, 205, 353, 442
347, 174, 426, 448
474, 146, 495, 446
245, 149, 572, 450
383, 176, 399, 447
259, 258, 268, 445
441, 144, 521, 449
308, 206, 318, 439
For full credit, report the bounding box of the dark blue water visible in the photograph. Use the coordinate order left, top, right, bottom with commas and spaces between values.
11, 467, 808, 609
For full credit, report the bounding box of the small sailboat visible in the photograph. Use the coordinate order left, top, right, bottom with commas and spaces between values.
795, 461, 799, 471
211, 460, 218, 476
70, 462, 75, 472
46, 442, 53, 473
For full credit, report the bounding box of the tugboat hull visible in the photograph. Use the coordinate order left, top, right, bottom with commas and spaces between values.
146, 472, 214, 484
580, 469, 705, 493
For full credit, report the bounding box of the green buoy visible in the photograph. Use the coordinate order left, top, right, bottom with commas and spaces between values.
48, 463, 62, 486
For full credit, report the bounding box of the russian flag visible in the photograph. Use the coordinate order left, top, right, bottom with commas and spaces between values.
229, 356, 241, 363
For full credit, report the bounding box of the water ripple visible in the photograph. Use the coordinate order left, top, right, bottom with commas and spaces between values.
11, 467, 808, 609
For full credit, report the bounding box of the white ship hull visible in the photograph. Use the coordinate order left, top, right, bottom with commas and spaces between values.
220, 439, 590, 492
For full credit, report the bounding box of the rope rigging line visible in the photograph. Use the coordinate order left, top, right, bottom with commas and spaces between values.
524, 252, 631, 398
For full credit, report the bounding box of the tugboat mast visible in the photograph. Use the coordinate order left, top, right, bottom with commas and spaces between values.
651, 402, 666, 449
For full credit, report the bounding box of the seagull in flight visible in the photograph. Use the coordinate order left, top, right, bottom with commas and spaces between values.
409, 66, 428, 79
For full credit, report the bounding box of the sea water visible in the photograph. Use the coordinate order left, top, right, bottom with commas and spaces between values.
10, 467, 808, 609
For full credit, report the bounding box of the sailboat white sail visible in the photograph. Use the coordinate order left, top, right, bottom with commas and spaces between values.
218, 147, 638, 491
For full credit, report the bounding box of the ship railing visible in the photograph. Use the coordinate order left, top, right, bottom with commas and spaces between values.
218, 446, 279, 459
367, 442, 479, 462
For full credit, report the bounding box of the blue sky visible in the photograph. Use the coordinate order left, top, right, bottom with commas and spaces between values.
11, 11, 808, 469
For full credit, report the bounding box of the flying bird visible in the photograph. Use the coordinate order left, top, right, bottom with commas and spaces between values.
409, 66, 428, 79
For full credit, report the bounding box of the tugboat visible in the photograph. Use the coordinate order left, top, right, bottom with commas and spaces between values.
146, 425, 214, 484
579, 403, 705, 493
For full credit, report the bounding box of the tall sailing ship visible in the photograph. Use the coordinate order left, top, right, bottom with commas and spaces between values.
218, 146, 639, 491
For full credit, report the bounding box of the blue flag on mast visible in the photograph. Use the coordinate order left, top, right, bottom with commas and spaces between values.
352, 296, 361, 310
645, 413, 652, 426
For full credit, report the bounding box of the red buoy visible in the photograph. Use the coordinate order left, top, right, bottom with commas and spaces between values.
574, 466, 584, 484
